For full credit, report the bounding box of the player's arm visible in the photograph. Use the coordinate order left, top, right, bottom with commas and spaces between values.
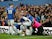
13, 9, 16, 18
41, 18, 49, 25
22, 17, 32, 26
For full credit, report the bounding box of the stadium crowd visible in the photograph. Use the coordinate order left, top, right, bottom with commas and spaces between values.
0, 3, 52, 35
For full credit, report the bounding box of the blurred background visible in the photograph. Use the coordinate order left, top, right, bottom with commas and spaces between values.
0, 0, 52, 7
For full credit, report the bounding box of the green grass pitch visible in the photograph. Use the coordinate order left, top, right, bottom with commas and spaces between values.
0, 33, 52, 39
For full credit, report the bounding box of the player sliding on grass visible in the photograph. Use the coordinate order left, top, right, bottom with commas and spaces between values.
13, 11, 32, 36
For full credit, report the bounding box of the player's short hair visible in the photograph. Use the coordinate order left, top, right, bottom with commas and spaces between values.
9, 3, 14, 6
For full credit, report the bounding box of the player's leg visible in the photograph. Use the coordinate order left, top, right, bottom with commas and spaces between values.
8, 20, 11, 34
37, 26, 43, 35
20, 25, 26, 36
10, 19, 18, 34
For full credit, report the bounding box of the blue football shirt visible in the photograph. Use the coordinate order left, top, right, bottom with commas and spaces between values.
7, 7, 15, 19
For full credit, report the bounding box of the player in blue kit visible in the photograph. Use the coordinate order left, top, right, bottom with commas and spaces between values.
7, 3, 15, 26
6, 3, 18, 35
